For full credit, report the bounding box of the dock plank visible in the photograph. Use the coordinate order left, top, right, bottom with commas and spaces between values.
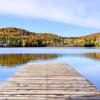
0, 62, 99, 100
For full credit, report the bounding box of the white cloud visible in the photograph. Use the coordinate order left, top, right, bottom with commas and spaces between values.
0, 0, 100, 28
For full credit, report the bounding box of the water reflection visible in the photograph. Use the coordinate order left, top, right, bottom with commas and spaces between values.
0, 53, 100, 67
0, 54, 58, 67
83, 53, 100, 60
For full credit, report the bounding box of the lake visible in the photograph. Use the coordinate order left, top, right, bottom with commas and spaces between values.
0, 47, 100, 89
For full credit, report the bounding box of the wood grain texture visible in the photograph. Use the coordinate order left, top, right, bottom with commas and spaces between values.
0, 62, 99, 100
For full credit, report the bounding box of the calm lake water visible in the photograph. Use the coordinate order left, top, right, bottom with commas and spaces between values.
0, 47, 100, 89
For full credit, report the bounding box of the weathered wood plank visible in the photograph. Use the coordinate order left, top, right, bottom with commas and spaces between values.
0, 62, 99, 100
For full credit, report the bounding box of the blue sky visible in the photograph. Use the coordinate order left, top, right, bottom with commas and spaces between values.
0, 0, 100, 37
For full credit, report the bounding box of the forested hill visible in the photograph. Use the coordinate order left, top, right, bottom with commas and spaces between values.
0, 27, 100, 47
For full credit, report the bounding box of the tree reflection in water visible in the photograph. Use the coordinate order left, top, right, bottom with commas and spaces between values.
0, 54, 58, 67
83, 53, 100, 60
0, 53, 100, 67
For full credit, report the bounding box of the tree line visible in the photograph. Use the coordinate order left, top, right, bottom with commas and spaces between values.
0, 27, 100, 47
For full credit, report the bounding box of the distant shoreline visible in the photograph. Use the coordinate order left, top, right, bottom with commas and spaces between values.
0, 27, 100, 47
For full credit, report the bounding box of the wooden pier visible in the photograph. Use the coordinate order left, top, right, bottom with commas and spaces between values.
0, 62, 99, 100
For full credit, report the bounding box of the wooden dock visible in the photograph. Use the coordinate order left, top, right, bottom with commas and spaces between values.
0, 62, 99, 100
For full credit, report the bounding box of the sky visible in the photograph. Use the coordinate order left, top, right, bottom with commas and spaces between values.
0, 0, 100, 37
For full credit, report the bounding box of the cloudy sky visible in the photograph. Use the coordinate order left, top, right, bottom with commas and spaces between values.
0, 0, 100, 36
